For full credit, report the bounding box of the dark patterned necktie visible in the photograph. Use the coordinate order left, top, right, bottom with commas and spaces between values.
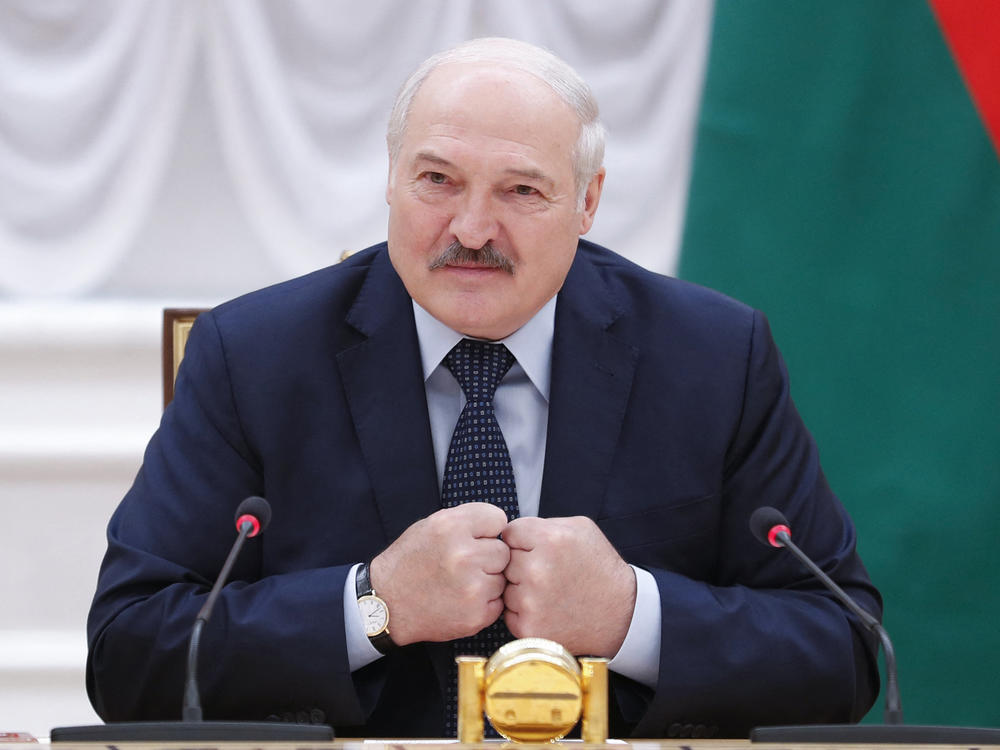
441, 338, 518, 737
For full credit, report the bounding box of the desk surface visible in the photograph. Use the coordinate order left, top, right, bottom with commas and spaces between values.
5, 741, 1000, 750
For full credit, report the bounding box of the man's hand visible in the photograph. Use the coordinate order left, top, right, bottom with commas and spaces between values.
501, 516, 636, 657
369, 503, 510, 646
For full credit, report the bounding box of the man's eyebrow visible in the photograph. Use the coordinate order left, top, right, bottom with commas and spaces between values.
503, 167, 554, 186
411, 152, 554, 187
412, 151, 454, 168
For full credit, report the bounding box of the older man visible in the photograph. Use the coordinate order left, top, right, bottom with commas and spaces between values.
87, 38, 881, 738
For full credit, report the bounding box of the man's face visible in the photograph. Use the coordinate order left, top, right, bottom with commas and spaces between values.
386, 63, 604, 340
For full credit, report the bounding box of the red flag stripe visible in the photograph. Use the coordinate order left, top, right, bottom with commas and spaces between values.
929, 0, 1000, 158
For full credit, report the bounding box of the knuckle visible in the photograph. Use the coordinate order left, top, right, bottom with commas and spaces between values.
461, 572, 496, 603
441, 545, 466, 572
501, 583, 518, 607
512, 588, 538, 617
493, 540, 512, 566
550, 521, 577, 546
505, 612, 523, 638
521, 554, 548, 583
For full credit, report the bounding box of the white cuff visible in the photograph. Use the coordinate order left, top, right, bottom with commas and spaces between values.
606, 565, 661, 689
344, 562, 383, 672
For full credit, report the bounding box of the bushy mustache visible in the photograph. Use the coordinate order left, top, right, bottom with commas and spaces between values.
428, 241, 515, 275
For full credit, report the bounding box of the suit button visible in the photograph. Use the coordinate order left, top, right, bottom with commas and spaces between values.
693, 724, 707, 738
683, 723, 694, 737
668, 723, 682, 738
310, 708, 326, 724
281, 711, 295, 723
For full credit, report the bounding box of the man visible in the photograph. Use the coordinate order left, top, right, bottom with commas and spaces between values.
87, 38, 881, 738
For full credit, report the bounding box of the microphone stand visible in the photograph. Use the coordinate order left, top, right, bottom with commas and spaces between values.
183, 517, 253, 722
53, 503, 333, 742
751, 521, 1000, 743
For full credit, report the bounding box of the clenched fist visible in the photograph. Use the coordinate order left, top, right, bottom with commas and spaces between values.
369, 502, 510, 645
501, 515, 636, 657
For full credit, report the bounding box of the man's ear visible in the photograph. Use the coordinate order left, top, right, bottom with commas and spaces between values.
578, 168, 606, 235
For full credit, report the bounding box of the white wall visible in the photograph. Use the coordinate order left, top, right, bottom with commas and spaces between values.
0, 303, 163, 736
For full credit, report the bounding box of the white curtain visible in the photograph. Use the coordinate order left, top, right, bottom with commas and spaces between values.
0, 0, 714, 298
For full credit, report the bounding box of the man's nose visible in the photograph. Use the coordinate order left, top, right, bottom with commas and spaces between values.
449, 190, 498, 250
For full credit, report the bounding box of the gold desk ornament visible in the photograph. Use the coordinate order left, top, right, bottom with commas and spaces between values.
456, 637, 609, 744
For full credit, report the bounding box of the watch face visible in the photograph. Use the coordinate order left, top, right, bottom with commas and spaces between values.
358, 595, 388, 637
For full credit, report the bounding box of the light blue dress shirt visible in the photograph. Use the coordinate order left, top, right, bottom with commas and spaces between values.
344, 298, 661, 688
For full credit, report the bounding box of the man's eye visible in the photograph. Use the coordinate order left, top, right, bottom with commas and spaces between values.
426, 172, 447, 184
514, 185, 537, 196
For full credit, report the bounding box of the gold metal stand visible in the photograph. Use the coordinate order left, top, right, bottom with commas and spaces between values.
455, 638, 609, 744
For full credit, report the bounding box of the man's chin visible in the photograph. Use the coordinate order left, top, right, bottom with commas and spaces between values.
430, 303, 518, 341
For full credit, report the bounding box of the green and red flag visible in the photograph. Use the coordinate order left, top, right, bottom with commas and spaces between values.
680, 0, 1000, 726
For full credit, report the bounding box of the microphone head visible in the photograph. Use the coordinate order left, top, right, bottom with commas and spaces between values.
749, 506, 791, 548
234, 495, 271, 537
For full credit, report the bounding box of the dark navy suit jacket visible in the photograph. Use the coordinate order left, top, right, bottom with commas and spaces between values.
87, 240, 881, 737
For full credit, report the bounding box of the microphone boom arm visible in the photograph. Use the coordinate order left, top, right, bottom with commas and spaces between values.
773, 529, 902, 724
182, 519, 254, 722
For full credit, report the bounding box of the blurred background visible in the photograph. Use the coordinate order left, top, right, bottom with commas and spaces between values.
1, 0, 997, 738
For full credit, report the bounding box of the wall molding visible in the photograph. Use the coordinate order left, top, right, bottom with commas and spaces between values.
0, 301, 217, 737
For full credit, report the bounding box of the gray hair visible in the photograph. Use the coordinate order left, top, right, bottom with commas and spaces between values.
386, 37, 605, 207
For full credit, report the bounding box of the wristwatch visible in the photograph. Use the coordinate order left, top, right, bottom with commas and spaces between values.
355, 562, 396, 654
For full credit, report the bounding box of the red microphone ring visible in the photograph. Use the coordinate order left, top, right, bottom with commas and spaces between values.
236, 514, 261, 537
767, 524, 791, 548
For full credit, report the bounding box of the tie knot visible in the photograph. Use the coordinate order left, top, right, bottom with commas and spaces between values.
444, 339, 515, 402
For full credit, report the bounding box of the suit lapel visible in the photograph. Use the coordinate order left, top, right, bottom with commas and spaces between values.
539, 247, 639, 521
336, 248, 441, 544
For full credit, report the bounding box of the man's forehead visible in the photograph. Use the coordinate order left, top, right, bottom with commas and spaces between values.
411, 63, 574, 127
399, 64, 579, 168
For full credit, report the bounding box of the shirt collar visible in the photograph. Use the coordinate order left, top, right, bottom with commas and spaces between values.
412, 297, 555, 402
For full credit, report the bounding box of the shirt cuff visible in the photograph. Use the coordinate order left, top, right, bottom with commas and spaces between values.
606, 565, 661, 689
344, 562, 383, 672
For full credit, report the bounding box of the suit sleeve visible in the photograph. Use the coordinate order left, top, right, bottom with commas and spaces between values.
86, 311, 370, 727
623, 310, 881, 738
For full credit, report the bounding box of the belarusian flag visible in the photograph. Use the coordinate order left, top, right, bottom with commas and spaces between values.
679, 0, 1000, 727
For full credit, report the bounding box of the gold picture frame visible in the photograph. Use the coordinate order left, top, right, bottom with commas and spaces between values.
162, 308, 207, 408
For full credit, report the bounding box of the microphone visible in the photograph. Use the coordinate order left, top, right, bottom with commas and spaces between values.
748, 506, 1000, 744
52, 496, 333, 743
749, 506, 902, 724
182, 495, 273, 721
